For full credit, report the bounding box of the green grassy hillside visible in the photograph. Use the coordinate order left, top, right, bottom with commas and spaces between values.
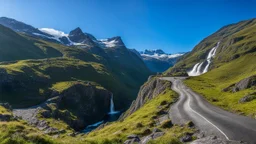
55, 84, 194, 144
165, 18, 256, 75
0, 58, 128, 108
0, 24, 151, 110
185, 53, 256, 117
0, 25, 48, 61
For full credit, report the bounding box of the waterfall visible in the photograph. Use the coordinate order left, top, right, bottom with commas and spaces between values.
188, 41, 220, 76
108, 94, 119, 115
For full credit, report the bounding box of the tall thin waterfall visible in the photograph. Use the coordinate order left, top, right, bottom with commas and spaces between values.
108, 94, 119, 115
188, 41, 220, 76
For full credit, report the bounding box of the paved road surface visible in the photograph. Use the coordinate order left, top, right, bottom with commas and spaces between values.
160, 77, 256, 144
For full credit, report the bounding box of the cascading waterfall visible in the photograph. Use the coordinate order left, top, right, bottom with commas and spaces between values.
108, 94, 119, 114
188, 41, 220, 76
82, 94, 120, 133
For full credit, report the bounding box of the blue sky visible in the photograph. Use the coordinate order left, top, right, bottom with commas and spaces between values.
0, 0, 256, 53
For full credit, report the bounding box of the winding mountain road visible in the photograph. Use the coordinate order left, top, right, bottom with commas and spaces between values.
160, 77, 256, 144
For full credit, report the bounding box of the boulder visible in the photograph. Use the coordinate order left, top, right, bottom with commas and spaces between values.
124, 134, 140, 144
152, 128, 162, 133
127, 134, 139, 139
140, 132, 165, 144
233, 76, 256, 92
160, 120, 173, 128
180, 133, 193, 142
239, 93, 256, 103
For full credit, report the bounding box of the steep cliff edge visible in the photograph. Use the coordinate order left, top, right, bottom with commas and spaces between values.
121, 76, 172, 119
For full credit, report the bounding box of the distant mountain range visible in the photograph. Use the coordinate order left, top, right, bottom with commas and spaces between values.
0, 17, 125, 49
130, 49, 185, 72
0, 17, 184, 73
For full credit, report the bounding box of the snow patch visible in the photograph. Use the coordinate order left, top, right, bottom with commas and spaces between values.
141, 53, 184, 60
32, 33, 60, 42
98, 39, 119, 48
39, 28, 68, 38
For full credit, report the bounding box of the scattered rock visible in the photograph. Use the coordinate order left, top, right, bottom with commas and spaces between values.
155, 114, 169, 126
223, 75, 256, 93
136, 123, 143, 128
125, 134, 140, 144
160, 100, 167, 105
156, 109, 167, 115
180, 133, 193, 142
151, 132, 165, 139
40, 110, 52, 118
124, 138, 140, 144
0, 103, 12, 110
160, 120, 173, 128
140, 132, 165, 144
186, 121, 195, 127
68, 132, 76, 137
127, 134, 139, 139
141, 128, 151, 136
0, 114, 12, 121
44, 127, 59, 135
152, 128, 162, 133
239, 93, 256, 103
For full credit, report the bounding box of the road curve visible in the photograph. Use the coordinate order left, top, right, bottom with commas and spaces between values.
160, 77, 256, 144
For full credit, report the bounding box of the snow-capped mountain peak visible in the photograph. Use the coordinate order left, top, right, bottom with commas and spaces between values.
98, 36, 125, 48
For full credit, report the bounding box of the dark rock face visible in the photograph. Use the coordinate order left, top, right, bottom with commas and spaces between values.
142, 49, 165, 55
180, 133, 193, 142
234, 76, 256, 91
121, 77, 170, 119
124, 134, 141, 144
223, 75, 256, 92
68, 27, 95, 46
56, 83, 112, 130
0, 114, 12, 121
239, 93, 256, 103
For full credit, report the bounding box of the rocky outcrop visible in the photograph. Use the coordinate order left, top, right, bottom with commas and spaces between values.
239, 92, 256, 103
223, 75, 256, 92
121, 77, 171, 119
53, 83, 112, 130
13, 82, 112, 131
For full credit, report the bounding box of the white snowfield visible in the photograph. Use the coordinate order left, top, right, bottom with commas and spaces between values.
188, 42, 220, 76
98, 39, 120, 48
39, 28, 68, 38
141, 53, 184, 60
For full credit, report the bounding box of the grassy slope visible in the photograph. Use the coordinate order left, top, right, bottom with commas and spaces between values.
1, 83, 193, 144
0, 58, 126, 108
165, 18, 256, 75
0, 25, 47, 61
185, 53, 256, 117
0, 25, 150, 109
0, 106, 55, 144
65, 85, 193, 144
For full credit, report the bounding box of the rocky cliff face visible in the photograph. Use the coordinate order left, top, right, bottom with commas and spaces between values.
121, 76, 171, 119
55, 82, 112, 130
13, 82, 112, 131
